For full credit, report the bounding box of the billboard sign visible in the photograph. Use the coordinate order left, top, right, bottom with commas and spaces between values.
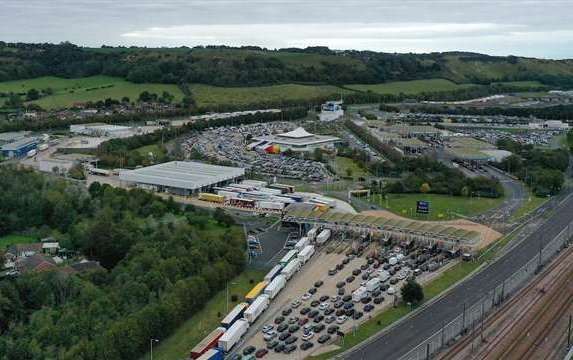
416, 200, 430, 214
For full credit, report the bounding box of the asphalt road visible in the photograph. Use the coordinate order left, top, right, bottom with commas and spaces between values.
343, 191, 573, 360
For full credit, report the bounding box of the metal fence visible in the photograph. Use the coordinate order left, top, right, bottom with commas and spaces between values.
399, 222, 573, 360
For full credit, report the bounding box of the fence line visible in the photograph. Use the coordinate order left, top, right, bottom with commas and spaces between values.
399, 222, 572, 360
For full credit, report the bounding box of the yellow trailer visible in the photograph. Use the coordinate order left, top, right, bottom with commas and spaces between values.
198, 193, 225, 203
245, 281, 268, 303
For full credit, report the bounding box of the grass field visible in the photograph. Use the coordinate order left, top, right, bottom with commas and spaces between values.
0, 234, 36, 250
190, 83, 349, 107
0, 76, 184, 110
370, 193, 505, 220
134, 144, 166, 158
510, 190, 549, 221
332, 156, 370, 179
345, 79, 477, 95
145, 268, 266, 360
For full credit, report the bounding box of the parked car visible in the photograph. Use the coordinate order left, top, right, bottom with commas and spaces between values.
277, 323, 288, 332
308, 310, 319, 318
328, 268, 337, 276
261, 324, 273, 333
284, 344, 296, 353
310, 300, 320, 307
353, 311, 363, 320
327, 325, 340, 334
301, 342, 314, 350
364, 304, 375, 312
318, 334, 331, 344
336, 315, 348, 324
274, 343, 285, 353
336, 281, 345, 288
255, 349, 268, 358
346, 276, 355, 283
298, 317, 309, 326
319, 295, 329, 302
313, 315, 324, 323
285, 336, 298, 344
353, 269, 362, 276
342, 295, 352, 302
338, 288, 346, 295
360, 296, 372, 304
314, 280, 324, 287
324, 308, 335, 315
302, 293, 312, 301
313, 324, 325, 333
373, 297, 384, 304
302, 331, 314, 341
308, 287, 317, 295
288, 325, 300, 333
325, 315, 336, 324
243, 346, 256, 355
300, 307, 311, 315
267, 340, 279, 349
282, 308, 292, 316
274, 316, 285, 324
288, 317, 299, 324
263, 331, 277, 341
279, 332, 290, 341
319, 302, 329, 311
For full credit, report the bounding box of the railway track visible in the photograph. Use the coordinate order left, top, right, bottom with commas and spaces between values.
438, 244, 573, 360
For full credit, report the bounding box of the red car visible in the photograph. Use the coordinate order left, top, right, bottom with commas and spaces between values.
298, 317, 309, 326
255, 349, 268, 358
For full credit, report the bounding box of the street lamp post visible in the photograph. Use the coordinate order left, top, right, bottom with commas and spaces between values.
150, 338, 159, 360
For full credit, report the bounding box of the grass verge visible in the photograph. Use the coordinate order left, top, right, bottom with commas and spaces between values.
0, 234, 36, 250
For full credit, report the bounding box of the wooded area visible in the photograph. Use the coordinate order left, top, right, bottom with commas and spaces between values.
0, 167, 245, 360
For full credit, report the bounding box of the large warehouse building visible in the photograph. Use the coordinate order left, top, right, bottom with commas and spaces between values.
0, 137, 38, 159
119, 161, 245, 196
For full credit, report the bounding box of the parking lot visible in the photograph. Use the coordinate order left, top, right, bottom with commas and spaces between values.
182, 122, 333, 181
235, 235, 457, 359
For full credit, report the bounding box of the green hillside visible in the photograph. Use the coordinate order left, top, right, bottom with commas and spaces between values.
345, 79, 478, 95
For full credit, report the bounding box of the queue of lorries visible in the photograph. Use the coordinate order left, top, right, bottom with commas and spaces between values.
189, 227, 331, 360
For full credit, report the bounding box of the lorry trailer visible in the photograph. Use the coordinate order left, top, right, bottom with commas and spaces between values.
218, 319, 249, 352
244, 294, 270, 323
264, 264, 283, 282
281, 258, 301, 280
264, 275, 286, 299
196, 348, 223, 360
316, 229, 332, 245
190, 327, 226, 359
245, 281, 268, 303
297, 245, 315, 264
220, 303, 248, 329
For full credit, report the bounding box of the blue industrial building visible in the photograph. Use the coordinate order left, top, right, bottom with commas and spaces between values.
0, 138, 38, 158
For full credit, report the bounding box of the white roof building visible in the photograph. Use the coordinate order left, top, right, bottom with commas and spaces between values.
253, 127, 340, 152
119, 161, 245, 196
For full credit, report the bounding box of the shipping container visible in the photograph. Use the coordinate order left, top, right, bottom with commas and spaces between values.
220, 303, 248, 329
264, 274, 286, 299
297, 245, 315, 264
228, 198, 256, 208
218, 319, 249, 352
279, 249, 298, 266
264, 264, 283, 282
316, 229, 332, 245
241, 179, 268, 188
280, 258, 301, 280
198, 193, 225, 203
294, 237, 310, 252
245, 281, 268, 303
190, 327, 226, 359
365, 278, 381, 293
352, 286, 368, 302
195, 348, 224, 360
26, 149, 37, 158
268, 183, 295, 193
38, 143, 49, 151
244, 294, 270, 323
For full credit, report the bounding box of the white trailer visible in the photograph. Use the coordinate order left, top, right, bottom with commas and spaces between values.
218, 319, 249, 352
280, 258, 301, 280
307, 227, 319, 241
256, 201, 285, 211
38, 143, 49, 151
264, 264, 283, 282
294, 237, 310, 252
217, 190, 240, 199
258, 187, 283, 195
316, 229, 332, 245
244, 294, 270, 323
297, 245, 315, 264
365, 278, 381, 293
279, 250, 299, 266
264, 275, 286, 299
241, 180, 268, 188
353, 286, 368, 302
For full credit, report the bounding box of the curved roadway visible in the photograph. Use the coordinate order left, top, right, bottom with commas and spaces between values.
343, 191, 573, 360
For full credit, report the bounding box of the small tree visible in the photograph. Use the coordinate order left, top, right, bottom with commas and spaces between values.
401, 279, 424, 305
420, 182, 431, 194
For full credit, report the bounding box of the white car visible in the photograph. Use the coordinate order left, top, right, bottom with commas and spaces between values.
302, 293, 312, 301
319, 302, 330, 311
261, 325, 273, 334
303, 324, 314, 332
302, 331, 315, 341
263, 331, 277, 341
387, 286, 396, 295
336, 315, 348, 324
291, 300, 302, 308
330, 296, 340, 303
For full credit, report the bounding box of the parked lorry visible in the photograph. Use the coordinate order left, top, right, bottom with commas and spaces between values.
365, 278, 381, 293
352, 286, 368, 302
307, 227, 319, 241
244, 294, 270, 323
279, 249, 298, 266
264, 275, 286, 299
196, 348, 224, 360
190, 327, 226, 359
297, 245, 315, 264
220, 303, 248, 329
245, 281, 268, 303
198, 193, 225, 203
294, 237, 310, 252
264, 264, 283, 282
316, 229, 332, 245
218, 319, 249, 352
255, 201, 284, 211
38, 143, 49, 151
281, 258, 301, 280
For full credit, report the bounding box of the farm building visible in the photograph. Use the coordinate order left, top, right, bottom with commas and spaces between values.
251, 127, 340, 153
0, 137, 38, 158
119, 161, 245, 196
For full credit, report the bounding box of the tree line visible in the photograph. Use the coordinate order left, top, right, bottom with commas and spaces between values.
414, 103, 573, 121
0, 167, 245, 360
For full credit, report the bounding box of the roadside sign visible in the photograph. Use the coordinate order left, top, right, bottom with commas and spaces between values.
416, 200, 430, 214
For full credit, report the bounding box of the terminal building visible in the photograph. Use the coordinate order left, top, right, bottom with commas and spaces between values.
119, 161, 245, 196
0, 137, 38, 159
319, 101, 344, 122
250, 127, 340, 153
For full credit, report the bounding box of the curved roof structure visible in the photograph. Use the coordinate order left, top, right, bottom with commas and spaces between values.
277, 127, 314, 139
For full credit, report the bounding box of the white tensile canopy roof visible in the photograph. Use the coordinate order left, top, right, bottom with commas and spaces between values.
278, 127, 314, 139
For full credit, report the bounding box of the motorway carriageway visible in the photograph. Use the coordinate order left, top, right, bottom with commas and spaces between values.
343, 192, 573, 360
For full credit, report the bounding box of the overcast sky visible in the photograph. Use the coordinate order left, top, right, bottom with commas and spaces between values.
2, 0, 573, 59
